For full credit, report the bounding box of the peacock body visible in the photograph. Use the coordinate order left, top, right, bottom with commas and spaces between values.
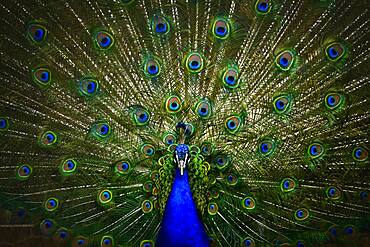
0, 0, 369, 246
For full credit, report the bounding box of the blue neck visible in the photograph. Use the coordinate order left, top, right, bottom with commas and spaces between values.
156, 169, 209, 247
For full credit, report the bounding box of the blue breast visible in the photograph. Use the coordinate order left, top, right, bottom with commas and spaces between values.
156, 169, 209, 247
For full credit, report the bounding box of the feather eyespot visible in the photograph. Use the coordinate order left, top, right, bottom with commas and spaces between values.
208, 202, 218, 215
325, 42, 346, 61
242, 196, 256, 210
222, 67, 239, 89
201, 142, 214, 156
27, 22, 48, 44
40, 219, 56, 236
163, 133, 177, 145
308, 143, 324, 158
215, 155, 229, 170
0, 117, 10, 131
242, 238, 255, 247
131, 106, 150, 126
39, 131, 58, 147
94, 31, 114, 50
212, 18, 230, 39
195, 99, 212, 118
32, 67, 52, 87
258, 139, 276, 156
45, 197, 59, 212
225, 115, 242, 133
226, 173, 238, 185
152, 15, 170, 34
352, 147, 368, 161
115, 160, 130, 174
141, 144, 155, 157
185, 52, 204, 73
144, 59, 160, 77
280, 178, 296, 192
91, 121, 111, 139
275, 50, 295, 71
255, 0, 272, 15
61, 159, 77, 175
73, 237, 89, 247
101, 236, 114, 247
142, 200, 153, 213
16, 164, 32, 180
273, 94, 292, 114
294, 208, 309, 221
54, 228, 70, 241
325, 93, 344, 110
140, 240, 154, 247
326, 186, 341, 200
98, 189, 113, 205
78, 77, 100, 97
165, 95, 182, 113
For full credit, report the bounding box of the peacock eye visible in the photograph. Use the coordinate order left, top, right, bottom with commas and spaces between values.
55, 228, 70, 241
152, 15, 170, 34
91, 121, 111, 139
275, 50, 295, 71
74, 237, 89, 247
328, 225, 338, 238
360, 191, 369, 201
215, 155, 229, 170
242, 196, 256, 210
344, 225, 355, 235
165, 95, 182, 113
144, 58, 161, 77
163, 133, 177, 145
141, 144, 155, 157
101, 236, 114, 247
225, 115, 242, 133
201, 142, 214, 156
296, 241, 305, 247
94, 31, 114, 50
207, 202, 219, 215
325, 42, 345, 61
242, 238, 255, 247
185, 52, 204, 73
222, 67, 239, 89
140, 240, 154, 247
32, 67, 52, 87
131, 106, 150, 126
40, 219, 56, 235
294, 208, 309, 221
98, 189, 113, 205
141, 200, 153, 213
61, 159, 77, 175
45, 197, 59, 211
308, 143, 324, 158
280, 178, 296, 192
27, 22, 48, 44
40, 131, 58, 147
16, 164, 32, 180
115, 160, 130, 174
255, 0, 272, 14
212, 18, 230, 39
0, 117, 10, 131
326, 186, 341, 200
195, 100, 212, 118
78, 77, 100, 97
325, 93, 344, 110
273, 94, 292, 113
226, 173, 238, 185
352, 147, 368, 161
258, 139, 276, 156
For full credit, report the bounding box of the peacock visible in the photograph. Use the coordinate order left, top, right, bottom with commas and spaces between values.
0, 0, 370, 246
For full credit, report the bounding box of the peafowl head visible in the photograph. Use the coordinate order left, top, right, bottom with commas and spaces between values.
175, 144, 189, 175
